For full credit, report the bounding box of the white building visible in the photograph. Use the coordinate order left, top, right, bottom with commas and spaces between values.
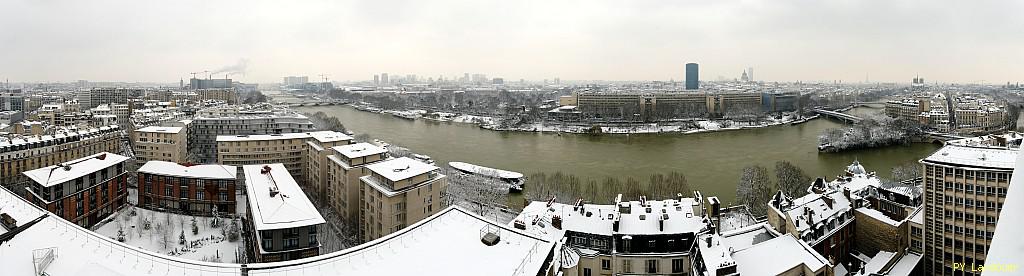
243, 163, 326, 262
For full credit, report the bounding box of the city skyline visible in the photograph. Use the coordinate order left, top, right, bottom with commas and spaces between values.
1, 0, 1022, 84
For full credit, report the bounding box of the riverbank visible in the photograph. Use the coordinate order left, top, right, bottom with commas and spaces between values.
348, 102, 806, 135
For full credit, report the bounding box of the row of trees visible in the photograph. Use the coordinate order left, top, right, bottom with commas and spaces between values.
524, 171, 692, 205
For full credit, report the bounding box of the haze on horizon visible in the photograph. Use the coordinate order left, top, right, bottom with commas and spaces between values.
0, 0, 1021, 84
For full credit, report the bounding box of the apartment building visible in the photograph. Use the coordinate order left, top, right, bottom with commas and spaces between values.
302, 132, 355, 205
216, 131, 351, 190
137, 161, 237, 214
359, 157, 447, 241
195, 88, 238, 104
326, 142, 389, 228
920, 134, 1019, 275
767, 185, 855, 265
190, 105, 315, 163
22, 152, 129, 228
82, 87, 142, 109
516, 194, 834, 276
0, 125, 122, 196
243, 163, 325, 263
134, 126, 187, 164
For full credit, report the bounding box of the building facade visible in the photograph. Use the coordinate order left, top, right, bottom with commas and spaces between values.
22, 152, 129, 228
216, 131, 351, 190
0, 125, 122, 196
137, 161, 237, 215
243, 163, 325, 263
134, 126, 187, 164
326, 142, 389, 229
359, 157, 447, 242
190, 105, 316, 163
920, 134, 1019, 275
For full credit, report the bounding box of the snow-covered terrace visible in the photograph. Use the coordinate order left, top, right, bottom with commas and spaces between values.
0, 185, 555, 276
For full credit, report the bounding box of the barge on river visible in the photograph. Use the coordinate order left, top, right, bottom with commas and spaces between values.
448, 161, 525, 192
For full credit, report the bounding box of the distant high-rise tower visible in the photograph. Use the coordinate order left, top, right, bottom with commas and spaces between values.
381, 73, 389, 86
685, 63, 699, 90
747, 67, 754, 82
374, 75, 380, 86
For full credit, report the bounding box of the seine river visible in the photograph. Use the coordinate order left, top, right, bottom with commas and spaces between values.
297, 105, 940, 205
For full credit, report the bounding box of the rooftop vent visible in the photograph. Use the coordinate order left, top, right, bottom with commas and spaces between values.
480, 225, 501, 246
393, 165, 410, 172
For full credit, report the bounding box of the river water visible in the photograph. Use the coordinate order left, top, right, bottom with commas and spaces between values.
297, 105, 940, 205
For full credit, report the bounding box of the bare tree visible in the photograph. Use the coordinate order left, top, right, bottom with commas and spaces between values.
736, 165, 774, 217
775, 161, 812, 198
890, 161, 923, 183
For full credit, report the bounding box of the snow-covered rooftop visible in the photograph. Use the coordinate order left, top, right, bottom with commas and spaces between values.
0, 125, 120, 149
22, 152, 129, 187
922, 144, 1018, 170
365, 157, 439, 182
730, 235, 829, 275
332, 142, 387, 159
137, 161, 236, 180
0, 185, 555, 276
856, 207, 900, 227
307, 131, 352, 143
515, 196, 706, 240
883, 252, 922, 276
243, 163, 325, 231
216, 131, 349, 143
774, 190, 853, 246
134, 126, 183, 134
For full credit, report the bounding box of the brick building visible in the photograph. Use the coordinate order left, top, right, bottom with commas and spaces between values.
22, 152, 129, 228
137, 161, 237, 215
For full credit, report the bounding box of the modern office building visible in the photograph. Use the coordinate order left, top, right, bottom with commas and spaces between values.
243, 163, 326, 262
920, 133, 1019, 275
0, 89, 24, 111
137, 161, 237, 214
685, 63, 699, 90
84, 88, 141, 109
190, 78, 233, 90
190, 105, 316, 163
0, 125, 122, 196
359, 157, 447, 242
326, 142, 389, 228
22, 152, 129, 228
216, 131, 351, 191
133, 126, 187, 164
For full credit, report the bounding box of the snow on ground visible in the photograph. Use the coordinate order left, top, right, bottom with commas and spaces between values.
92, 207, 244, 263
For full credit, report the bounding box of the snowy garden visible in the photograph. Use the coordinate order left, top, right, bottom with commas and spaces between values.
93, 206, 245, 263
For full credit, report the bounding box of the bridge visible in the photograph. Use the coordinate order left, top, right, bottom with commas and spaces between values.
852, 101, 887, 108
813, 109, 863, 123
285, 100, 349, 107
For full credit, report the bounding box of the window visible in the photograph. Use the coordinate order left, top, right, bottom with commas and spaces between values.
672, 258, 685, 273
583, 268, 591, 276
622, 260, 632, 273
601, 259, 611, 270
647, 260, 658, 273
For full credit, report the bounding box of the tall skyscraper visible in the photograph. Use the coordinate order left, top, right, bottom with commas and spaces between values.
685, 63, 699, 90
747, 67, 754, 82
381, 73, 389, 86
373, 75, 379, 86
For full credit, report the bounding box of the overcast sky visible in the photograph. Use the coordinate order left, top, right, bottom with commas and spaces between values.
1, 0, 1021, 84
